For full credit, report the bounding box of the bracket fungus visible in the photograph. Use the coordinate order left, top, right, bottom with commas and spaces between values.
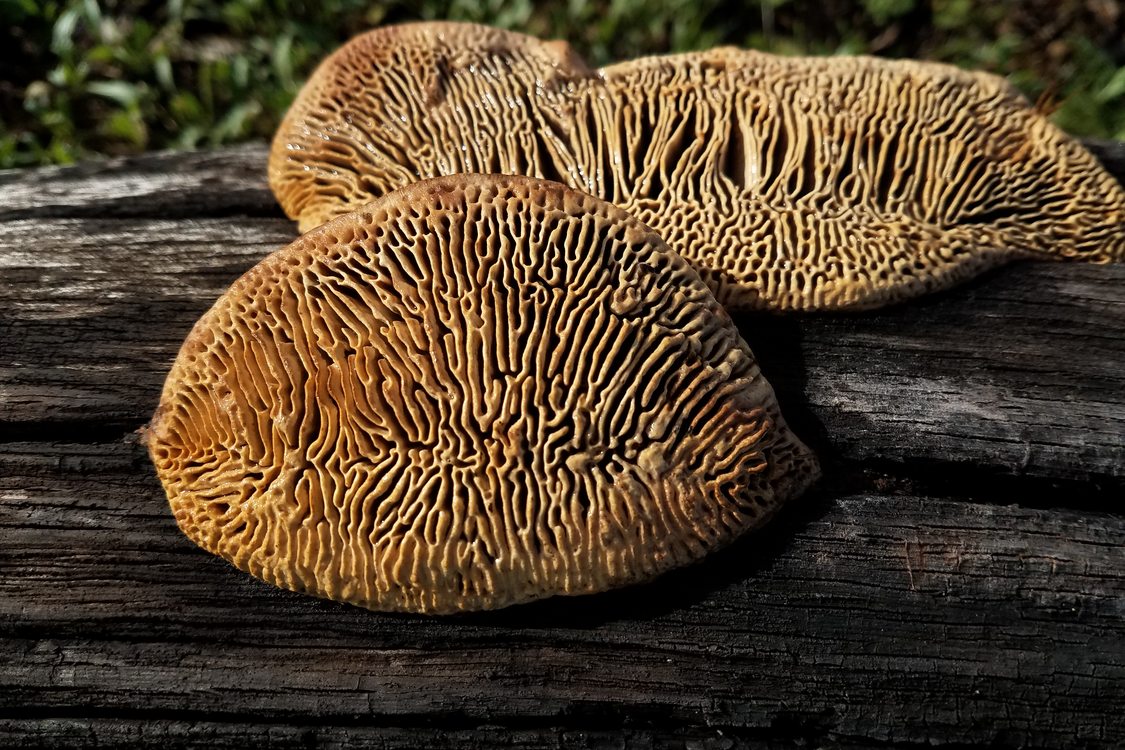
147, 174, 819, 614
269, 21, 1125, 312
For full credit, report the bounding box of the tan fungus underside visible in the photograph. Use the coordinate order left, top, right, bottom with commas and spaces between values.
268, 21, 1125, 311
147, 175, 819, 614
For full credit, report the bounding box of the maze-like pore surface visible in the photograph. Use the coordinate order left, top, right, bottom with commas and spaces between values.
269, 22, 1125, 311
148, 175, 819, 614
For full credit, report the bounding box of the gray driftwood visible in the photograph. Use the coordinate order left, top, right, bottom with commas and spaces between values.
0, 142, 1123, 749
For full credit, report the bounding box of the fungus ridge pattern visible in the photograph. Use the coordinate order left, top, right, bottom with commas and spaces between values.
269, 22, 1125, 311
586, 50, 1125, 309
148, 175, 818, 614
271, 23, 593, 228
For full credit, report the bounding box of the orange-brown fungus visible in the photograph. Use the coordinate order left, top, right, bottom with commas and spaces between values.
269, 22, 1125, 312
147, 174, 819, 614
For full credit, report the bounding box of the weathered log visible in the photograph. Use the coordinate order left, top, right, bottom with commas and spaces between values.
2, 141, 1123, 748
0, 719, 879, 750
1, 440, 1123, 747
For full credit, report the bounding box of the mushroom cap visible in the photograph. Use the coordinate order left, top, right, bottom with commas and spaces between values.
147, 174, 819, 614
269, 22, 1125, 312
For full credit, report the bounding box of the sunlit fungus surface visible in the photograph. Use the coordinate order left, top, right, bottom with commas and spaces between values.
270, 21, 1125, 312
147, 174, 819, 614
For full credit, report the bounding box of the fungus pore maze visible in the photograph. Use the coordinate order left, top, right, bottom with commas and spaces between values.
270, 22, 1125, 311
148, 175, 819, 613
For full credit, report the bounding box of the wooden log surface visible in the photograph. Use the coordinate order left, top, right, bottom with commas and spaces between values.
1, 142, 1123, 748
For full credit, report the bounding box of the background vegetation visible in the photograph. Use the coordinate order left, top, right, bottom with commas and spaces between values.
2, 0, 1123, 169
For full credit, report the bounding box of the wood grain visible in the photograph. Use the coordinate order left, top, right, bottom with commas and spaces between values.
0, 719, 882, 750
0, 145, 280, 221
2, 141, 1124, 748
2, 440, 1123, 748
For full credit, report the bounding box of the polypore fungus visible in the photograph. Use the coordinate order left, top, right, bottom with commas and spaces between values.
269, 22, 1125, 311
147, 174, 819, 614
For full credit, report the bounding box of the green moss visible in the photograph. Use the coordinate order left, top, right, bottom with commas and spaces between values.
2, 0, 1122, 168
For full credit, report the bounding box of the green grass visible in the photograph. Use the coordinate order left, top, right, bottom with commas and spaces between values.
2, 0, 1123, 168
